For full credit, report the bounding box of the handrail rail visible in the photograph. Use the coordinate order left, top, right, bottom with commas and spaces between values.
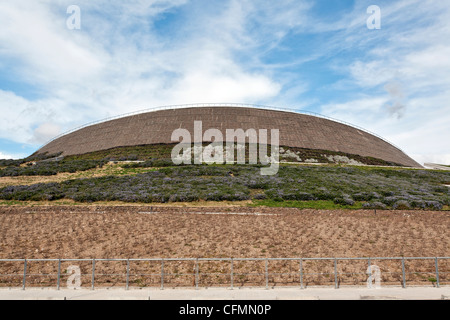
2, 256, 449, 262
1, 256, 447, 290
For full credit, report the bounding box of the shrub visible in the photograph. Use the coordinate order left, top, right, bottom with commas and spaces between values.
362, 202, 387, 210
245, 179, 269, 189
433, 186, 448, 193
294, 192, 316, 201
392, 200, 412, 210
353, 192, 378, 201
381, 191, 395, 197
253, 193, 267, 200
0, 160, 106, 177
382, 196, 402, 206
410, 200, 427, 209
425, 201, 443, 210
128, 154, 138, 161
0, 159, 26, 167
232, 192, 251, 201
169, 193, 199, 202
265, 189, 284, 201
313, 192, 336, 201
333, 196, 355, 206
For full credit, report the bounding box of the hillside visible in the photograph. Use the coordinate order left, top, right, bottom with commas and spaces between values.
0, 157, 448, 210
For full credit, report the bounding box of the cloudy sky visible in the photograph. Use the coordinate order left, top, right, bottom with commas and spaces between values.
0, 0, 449, 165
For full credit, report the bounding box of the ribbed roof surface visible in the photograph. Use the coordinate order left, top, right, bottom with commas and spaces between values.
37, 106, 421, 167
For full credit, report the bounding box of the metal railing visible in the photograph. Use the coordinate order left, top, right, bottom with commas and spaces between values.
36, 103, 407, 155
0, 257, 448, 290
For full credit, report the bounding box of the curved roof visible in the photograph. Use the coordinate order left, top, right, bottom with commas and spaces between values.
36, 105, 421, 167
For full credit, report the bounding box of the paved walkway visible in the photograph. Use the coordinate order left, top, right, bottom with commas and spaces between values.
1, 287, 449, 300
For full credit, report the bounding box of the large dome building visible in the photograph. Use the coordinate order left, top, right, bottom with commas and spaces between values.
36, 105, 421, 168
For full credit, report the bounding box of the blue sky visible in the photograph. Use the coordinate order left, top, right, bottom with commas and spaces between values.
0, 0, 449, 164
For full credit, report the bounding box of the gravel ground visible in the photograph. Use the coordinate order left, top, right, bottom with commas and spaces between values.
0, 205, 449, 288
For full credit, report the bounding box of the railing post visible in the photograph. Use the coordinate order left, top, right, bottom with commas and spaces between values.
265, 259, 269, 290
126, 259, 130, 290
161, 259, 164, 290
57, 259, 61, 290
22, 259, 27, 290
401, 258, 406, 289
230, 258, 234, 290
91, 259, 96, 290
195, 258, 199, 290
435, 257, 440, 288
299, 259, 304, 289
334, 258, 338, 289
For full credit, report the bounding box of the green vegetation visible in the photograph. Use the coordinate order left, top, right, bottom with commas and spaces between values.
64, 144, 175, 161
0, 152, 63, 167
428, 277, 438, 284
61, 143, 404, 166
0, 160, 107, 177
121, 159, 181, 168
0, 164, 448, 210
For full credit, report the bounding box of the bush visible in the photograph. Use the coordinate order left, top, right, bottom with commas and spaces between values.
0, 159, 26, 167
245, 179, 269, 189
353, 192, 378, 201
0, 160, 106, 177
128, 154, 138, 161
362, 202, 387, 210
26, 152, 63, 162
253, 193, 267, 200
425, 201, 443, 210
294, 192, 316, 201
410, 200, 427, 209
265, 189, 284, 201
169, 193, 199, 202
313, 192, 337, 201
333, 196, 355, 206
382, 196, 403, 206
122, 159, 181, 168
392, 200, 412, 210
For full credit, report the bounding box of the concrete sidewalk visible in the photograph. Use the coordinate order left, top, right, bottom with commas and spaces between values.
1, 286, 449, 300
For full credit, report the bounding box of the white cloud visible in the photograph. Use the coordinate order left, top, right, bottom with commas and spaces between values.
0, 89, 68, 144
0, 152, 14, 160
413, 154, 450, 166
319, 1, 450, 165
0, 1, 104, 86
0, 0, 294, 147
321, 91, 450, 166
31, 123, 62, 145
349, 61, 398, 88
0, 151, 29, 160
